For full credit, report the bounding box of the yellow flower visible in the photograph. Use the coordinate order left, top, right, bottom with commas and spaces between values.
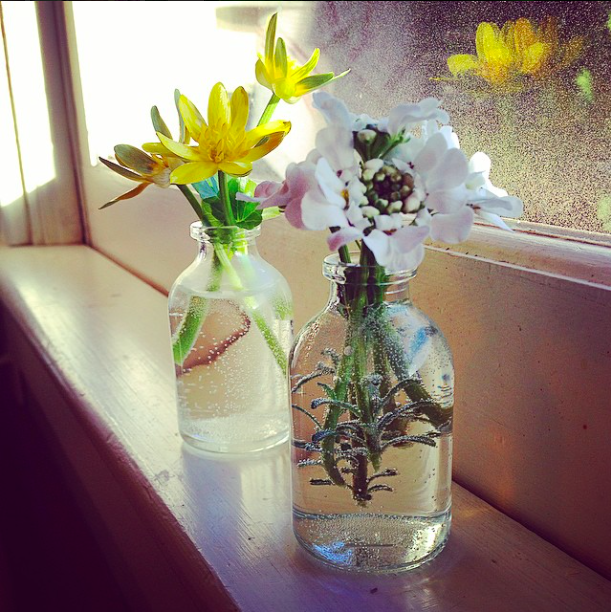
157, 82, 291, 184
255, 13, 348, 103
101, 98, 187, 207
447, 17, 584, 87
99, 144, 172, 207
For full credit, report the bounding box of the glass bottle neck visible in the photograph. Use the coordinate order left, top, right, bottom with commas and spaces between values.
323, 256, 414, 308
190, 223, 260, 258
328, 276, 412, 308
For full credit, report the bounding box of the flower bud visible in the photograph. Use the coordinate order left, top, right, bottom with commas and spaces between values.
357, 129, 377, 144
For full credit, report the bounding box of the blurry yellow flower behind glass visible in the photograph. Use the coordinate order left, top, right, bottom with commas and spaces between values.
447, 17, 584, 88
156, 82, 291, 184
256, 13, 348, 103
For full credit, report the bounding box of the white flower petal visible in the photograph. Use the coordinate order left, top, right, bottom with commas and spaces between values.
351, 112, 377, 131
392, 157, 411, 173
315, 157, 346, 207
391, 225, 430, 253
414, 132, 448, 178
392, 138, 425, 167
313, 91, 352, 129
316, 126, 357, 174
427, 148, 469, 192
363, 229, 392, 266
474, 195, 523, 217
391, 243, 425, 273
346, 203, 365, 225
468, 151, 492, 177
425, 186, 468, 213
475, 210, 512, 231
416, 207, 432, 226
374, 215, 396, 231
301, 188, 348, 230
430, 206, 474, 243
327, 227, 364, 251
438, 125, 460, 149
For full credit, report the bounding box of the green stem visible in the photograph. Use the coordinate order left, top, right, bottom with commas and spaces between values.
177, 184, 206, 223
172, 253, 222, 365
257, 93, 280, 126
217, 171, 236, 226
215, 242, 288, 374
338, 245, 352, 265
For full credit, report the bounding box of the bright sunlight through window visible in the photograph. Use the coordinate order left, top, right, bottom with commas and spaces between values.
72, 1, 259, 166
0, 1, 55, 205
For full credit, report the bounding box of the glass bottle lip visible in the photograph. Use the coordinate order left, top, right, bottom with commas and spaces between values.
190, 222, 261, 244
322, 253, 417, 285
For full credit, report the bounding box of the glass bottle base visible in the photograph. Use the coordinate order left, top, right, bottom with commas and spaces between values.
180, 429, 289, 454
293, 507, 451, 573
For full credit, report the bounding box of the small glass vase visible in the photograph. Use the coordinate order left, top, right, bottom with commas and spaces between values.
290, 255, 454, 572
169, 223, 292, 453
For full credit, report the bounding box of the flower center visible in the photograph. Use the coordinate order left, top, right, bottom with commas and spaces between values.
200, 120, 248, 164
362, 163, 415, 214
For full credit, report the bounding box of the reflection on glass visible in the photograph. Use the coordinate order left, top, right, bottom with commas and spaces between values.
1, 2, 55, 197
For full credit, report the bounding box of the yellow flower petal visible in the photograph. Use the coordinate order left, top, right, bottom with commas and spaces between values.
100, 182, 149, 208
175, 89, 189, 144
157, 133, 200, 161
447, 54, 479, 76
208, 82, 230, 128
513, 18, 538, 56
179, 95, 206, 141
230, 86, 249, 135
142, 142, 176, 156
521, 41, 549, 74
255, 58, 272, 89
290, 48, 320, 81
99, 157, 146, 182
114, 144, 159, 175
170, 161, 217, 184
218, 160, 252, 176
245, 120, 291, 148
242, 131, 287, 163
274, 37, 288, 77
265, 13, 277, 69
151, 106, 171, 138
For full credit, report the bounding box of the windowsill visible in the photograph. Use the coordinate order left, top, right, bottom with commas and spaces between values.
1, 244, 610, 612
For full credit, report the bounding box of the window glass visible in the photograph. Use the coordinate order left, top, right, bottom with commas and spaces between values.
1, 1, 55, 201
72, 1, 611, 236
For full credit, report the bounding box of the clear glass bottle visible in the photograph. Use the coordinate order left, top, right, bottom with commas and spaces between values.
290, 255, 454, 572
169, 223, 292, 453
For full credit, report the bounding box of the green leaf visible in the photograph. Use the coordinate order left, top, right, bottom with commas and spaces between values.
201, 195, 225, 227
193, 176, 219, 199
262, 206, 281, 221
223, 177, 262, 229
234, 199, 263, 229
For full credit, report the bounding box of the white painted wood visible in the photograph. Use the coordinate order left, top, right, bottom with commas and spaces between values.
1, 245, 610, 612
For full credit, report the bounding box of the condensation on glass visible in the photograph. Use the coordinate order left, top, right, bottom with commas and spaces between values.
72, 1, 611, 237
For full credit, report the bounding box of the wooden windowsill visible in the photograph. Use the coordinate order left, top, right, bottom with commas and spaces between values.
1, 245, 610, 612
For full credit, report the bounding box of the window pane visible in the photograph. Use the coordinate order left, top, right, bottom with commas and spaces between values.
72, 1, 611, 236
1, 1, 55, 196
72, 1, 259, 166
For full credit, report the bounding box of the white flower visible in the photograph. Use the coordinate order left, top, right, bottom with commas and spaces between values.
363, 225, 430, 273
466, 152, 523, 230
395, 132, 469, 213
313, 91, 378, 132
382, 97, 449, 136
415, 205, 474, 244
